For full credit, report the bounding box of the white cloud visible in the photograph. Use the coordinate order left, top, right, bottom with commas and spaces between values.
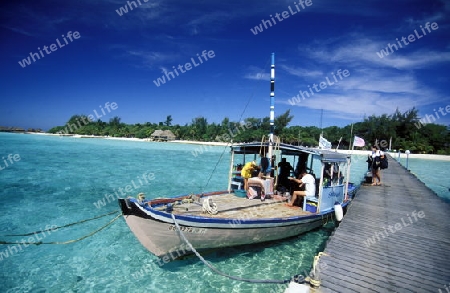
301, 36, 450, 70
281, 30, 448, 121
244, 73, 270, 81
126, 50, 179, 68
279, 64, 323, 78
243, 66, 271, 81
279, 91, 419, 120
186, 11, 233, 35
375, 51, 450, 70
280, 65, 443, 120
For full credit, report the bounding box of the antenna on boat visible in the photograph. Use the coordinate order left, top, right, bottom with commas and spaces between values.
349, 123, 354, 150
320, 108, 323, 136
268, 52, 275, 160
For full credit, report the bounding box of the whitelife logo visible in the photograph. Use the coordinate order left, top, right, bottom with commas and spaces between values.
0, 154, 21, 171
250, 0, 313, 35
57, 102, 118, 135
116, 0, 150, 16
153, 50, 215, 87
288, 69, 350, 105
376, 22, 439, 58
18, 31, 81, 68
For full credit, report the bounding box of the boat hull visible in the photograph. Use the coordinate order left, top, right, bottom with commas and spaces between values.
119, 197, 336, 258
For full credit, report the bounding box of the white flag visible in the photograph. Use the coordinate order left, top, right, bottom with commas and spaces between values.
353, 136, 365, 147
319, 135, 332, 149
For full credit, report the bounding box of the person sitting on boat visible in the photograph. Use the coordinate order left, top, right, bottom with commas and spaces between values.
286, 171, 316, 208
247, 177, 266, 200
241, 161, 257, 190
323, 163, 341, 185
323, 163, 332, 181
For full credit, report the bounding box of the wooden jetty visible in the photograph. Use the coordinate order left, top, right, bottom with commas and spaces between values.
314, 155, 450, 293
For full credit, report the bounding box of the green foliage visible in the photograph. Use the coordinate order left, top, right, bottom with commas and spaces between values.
165, 115, 172, 127
48, 108, 450, 154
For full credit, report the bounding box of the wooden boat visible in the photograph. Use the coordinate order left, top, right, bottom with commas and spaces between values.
118, 54, 357, 259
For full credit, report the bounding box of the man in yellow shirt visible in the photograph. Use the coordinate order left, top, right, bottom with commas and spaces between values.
241, 161, 257, 190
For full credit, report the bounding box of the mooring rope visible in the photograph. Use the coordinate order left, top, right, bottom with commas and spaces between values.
171, 213, 302, 285
0, 212, 121, 245
4, 210, 120, 237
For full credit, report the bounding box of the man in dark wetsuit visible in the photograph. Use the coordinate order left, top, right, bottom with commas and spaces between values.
277, 158, 293, 190
259, 154, 271, 178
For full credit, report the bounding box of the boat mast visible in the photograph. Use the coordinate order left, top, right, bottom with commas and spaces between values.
268, 53, 275, 160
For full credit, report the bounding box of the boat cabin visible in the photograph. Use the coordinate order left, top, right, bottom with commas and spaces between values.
228, 142, 352, 213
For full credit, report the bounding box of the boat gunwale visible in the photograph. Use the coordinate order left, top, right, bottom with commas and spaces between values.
127, 193, 350, 226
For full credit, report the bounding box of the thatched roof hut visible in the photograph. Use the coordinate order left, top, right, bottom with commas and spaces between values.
150, 130, 176, 141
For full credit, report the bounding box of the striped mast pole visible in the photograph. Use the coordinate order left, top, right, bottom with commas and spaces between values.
268, 52, 275, 160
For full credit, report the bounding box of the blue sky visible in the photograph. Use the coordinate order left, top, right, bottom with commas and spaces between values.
1, 0, 449, 131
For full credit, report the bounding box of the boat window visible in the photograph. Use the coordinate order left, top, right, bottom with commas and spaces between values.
308, 156, 322, 178
322, 162, 347, 187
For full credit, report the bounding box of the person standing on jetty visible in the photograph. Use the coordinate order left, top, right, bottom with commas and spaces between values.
371, 146, 384, 186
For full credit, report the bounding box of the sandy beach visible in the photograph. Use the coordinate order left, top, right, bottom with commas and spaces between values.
27, 132, 151, 142
26, 132, 450, 161
170, 139, 230, 146
26, 132, 229, 145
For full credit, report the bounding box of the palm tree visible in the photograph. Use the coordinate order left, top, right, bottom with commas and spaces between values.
165, 115, 172, 127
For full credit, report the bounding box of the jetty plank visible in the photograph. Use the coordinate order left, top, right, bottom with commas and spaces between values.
316, 155, 450, 293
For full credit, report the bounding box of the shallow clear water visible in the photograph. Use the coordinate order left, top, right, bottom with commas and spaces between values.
0, 133, 447, 292
395, 154, 450, 201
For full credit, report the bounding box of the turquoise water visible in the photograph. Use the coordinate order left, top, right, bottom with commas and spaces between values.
395, 155, 450, 201
0, 133, 447, 293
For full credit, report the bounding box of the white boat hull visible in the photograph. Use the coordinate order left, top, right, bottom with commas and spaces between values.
119, 196, 336, 258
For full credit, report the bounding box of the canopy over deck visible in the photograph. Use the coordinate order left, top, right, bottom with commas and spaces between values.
230, 142, 350, 163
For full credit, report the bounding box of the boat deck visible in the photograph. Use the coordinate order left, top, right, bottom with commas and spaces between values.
314, 155, 450, 292
162, 193, 313, 219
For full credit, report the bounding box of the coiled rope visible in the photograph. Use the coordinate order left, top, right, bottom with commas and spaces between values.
202, 197, 218, 215
171, 213, 302, 285
0, 210, 121, 245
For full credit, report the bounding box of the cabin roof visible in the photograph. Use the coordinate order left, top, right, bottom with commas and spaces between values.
231, 142, 350, 162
